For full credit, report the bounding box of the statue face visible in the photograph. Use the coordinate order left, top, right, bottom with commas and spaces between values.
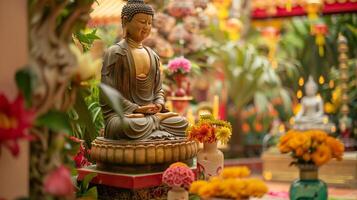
125, 13, 153, 42
305, 84, 317, 96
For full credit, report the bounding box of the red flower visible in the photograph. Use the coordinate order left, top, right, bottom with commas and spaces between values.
44, 165, 75, 197
69, 136, 91, 168
0, 93, 34, 157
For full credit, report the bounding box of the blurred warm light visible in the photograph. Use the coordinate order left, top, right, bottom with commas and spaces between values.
319, 75, 325, 84
261, 26, 280, 68
279, 124, 285, 133
298, 77, 304, 86
213, 95, 219, 119
331, 126, 336, 133
187, 108, 195, 125
289, 117, 295, 125
329, 80, 334, 88
323, 116, 329, 124
293, 104, 302, 115
297, 90, 303, 99
263, 171, 273, 181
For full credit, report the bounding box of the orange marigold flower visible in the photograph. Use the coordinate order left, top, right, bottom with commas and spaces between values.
278, 143, 291, 153
312, 144, 332, 166
255, 123, 263, 132
289, 134, 309, 150
189, 180, 208, 194
303, 153, 311, 161
325, 137, 344, 160
309, 130, 327, 143
169, 162, 188, 168
220, 166, 251, 179
295, 147, 304, 157
242, 123, 250, 133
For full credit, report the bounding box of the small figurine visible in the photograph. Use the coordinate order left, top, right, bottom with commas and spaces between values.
293, 76, 334, 132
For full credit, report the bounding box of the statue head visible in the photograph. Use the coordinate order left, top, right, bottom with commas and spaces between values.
305, 76, 318, 96
121, 0, 154, 42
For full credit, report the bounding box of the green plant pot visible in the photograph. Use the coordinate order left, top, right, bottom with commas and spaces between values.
289, 164, 328, 200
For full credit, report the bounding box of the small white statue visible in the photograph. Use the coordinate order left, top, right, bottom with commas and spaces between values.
293, 76, 334, 132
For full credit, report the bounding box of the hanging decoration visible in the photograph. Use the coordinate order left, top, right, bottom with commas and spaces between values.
212, 0, 232, 20
311, 23, 328, 56
221, 17, 243, 41
261, 26, 280, 69
337, 34, 353, 139
305, 0, 323, 22
252, 0, 357, 19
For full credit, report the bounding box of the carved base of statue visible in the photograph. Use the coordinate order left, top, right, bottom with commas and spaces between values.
91, 137, 198, 171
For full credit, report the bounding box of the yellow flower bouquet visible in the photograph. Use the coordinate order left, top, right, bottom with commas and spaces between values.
186, 114, 232, 144
278, 130, 344, 166
190, 167, 268, 200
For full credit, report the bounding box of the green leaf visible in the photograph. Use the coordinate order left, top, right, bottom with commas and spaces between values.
280, 89, 292, 112
99, 83, 123, 117
73, 89, 98, 147
36, 110, 72, 134
82, 172, 97, 192
15, 68, 33, 106
189, 194, 201, 200
82, 187, 98, 199
74, 29, 100, 52
64, 136, 81, 156
92, 107, 102, 123
254, 92, 269, 113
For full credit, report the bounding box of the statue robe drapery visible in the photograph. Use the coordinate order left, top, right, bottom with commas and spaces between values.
100, 40, 188, 140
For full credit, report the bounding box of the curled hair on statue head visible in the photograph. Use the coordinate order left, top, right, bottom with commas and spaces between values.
121, 0, 154, 23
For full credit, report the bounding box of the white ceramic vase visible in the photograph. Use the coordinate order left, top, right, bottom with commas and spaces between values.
167, 186, 188, 200
197, 142, 224, 180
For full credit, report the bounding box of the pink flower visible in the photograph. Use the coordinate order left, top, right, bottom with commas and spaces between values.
168, 0, 194, 18
162, 164, 195, 189
167, 57, 191, 74
44, 165, 75, 197
0, 93, 34, 157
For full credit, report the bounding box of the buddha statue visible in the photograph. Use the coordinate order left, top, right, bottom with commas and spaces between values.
293, 76, 334, 132
91, 0, 197, 169
100, 0, 188, 140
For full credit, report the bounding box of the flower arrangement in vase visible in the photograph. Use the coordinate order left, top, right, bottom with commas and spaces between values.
190, 166, 268, 200
167, 57, 192, 97
162, 162, 195, 200
186, 114, 232, 180
278, 129, 344, 200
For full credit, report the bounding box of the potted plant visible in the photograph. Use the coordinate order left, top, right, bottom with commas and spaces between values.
186, 114, 232, 180
162, 162, 195, 200
278, 129, 344, 200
